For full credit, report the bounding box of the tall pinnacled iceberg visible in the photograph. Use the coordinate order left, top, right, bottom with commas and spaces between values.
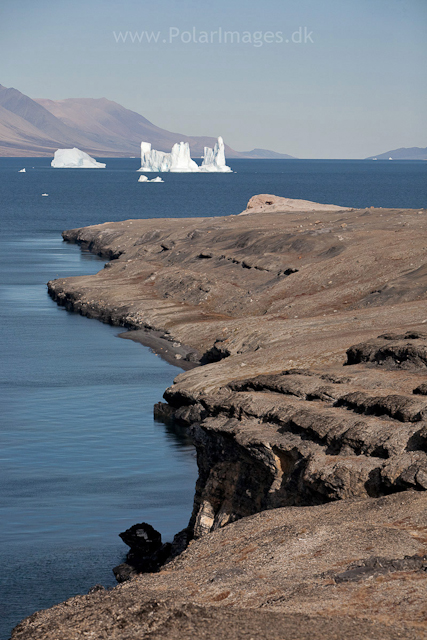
170, 142, 200, 172
139, 141, 199, 172
51, 148, 106, 168
139, 142, 171, 172
138, 137, 232, 173
200, 136, 232, 172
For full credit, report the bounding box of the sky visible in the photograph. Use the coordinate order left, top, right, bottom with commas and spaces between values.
0, 0, 426, 158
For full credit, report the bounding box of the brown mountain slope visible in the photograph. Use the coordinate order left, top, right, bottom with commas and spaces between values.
0, 85, 122, 156
0, 85, 78, 143
35, 96, 239, 156
0, 83, 294, 158
35, 97, 294, 158
0, 104, 62, 154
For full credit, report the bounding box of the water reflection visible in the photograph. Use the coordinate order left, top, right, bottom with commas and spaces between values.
0, 234, 197, 640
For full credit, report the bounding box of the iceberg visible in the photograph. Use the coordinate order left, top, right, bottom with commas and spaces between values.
138, 138, 232, 173
200, 136, 232, 172
139, 142, 171, 172
169, 141, 199, 172
139, 141, 199, 172
138, 174, 164, 183
138, 174, 149, 182
18, 168, 26, 172
51, 148, 106, 168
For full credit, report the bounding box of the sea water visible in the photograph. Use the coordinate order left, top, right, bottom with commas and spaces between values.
0, 157, 426, 639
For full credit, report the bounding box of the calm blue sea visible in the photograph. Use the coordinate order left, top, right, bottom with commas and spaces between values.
0, 157, 426, 639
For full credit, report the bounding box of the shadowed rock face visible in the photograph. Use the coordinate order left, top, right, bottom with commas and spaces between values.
346, 332, 427, 369
15, 199, 427, 638
162, 340, 427, 539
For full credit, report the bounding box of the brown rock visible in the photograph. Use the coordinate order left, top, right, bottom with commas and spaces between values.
12, 492, 427, 639
240, 193, 352, 215
26, 197, 427, 638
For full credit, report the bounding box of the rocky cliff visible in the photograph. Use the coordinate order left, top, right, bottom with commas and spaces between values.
14, 197, 427, 638
164, 333, 427, 539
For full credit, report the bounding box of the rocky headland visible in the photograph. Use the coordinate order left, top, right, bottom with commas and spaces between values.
12, 195, 427, 639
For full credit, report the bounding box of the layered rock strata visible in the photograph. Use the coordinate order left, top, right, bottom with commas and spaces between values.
16, 198, 427, 638
163, 332, 427, 538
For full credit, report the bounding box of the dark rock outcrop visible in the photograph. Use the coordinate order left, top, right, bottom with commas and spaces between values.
330, 553, 427, 584
346, 332, 427, 369
113, 523, 172, 583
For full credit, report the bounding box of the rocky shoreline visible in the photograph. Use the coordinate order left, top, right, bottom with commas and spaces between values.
12, 196, 427, 638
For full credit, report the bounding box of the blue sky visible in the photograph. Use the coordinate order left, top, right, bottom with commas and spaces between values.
1, 0, 426, 158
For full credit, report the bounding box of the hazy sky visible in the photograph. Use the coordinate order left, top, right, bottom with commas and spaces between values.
1, 0, 426, 158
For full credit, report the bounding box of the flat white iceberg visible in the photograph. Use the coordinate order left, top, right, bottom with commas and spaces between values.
150, 176, 164, 182
51, 148, 106, 168
200, 137, 232, 172
18, 168, 26, 172
139, 141, 199, 172
42, 193, 48, 196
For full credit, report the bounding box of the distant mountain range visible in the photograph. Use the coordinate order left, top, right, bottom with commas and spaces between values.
367, 147, 427, 160
0, 84, 294, 159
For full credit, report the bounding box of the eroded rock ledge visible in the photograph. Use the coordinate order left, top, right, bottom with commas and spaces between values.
16, 199, 427, 638
162, 331, 427, 540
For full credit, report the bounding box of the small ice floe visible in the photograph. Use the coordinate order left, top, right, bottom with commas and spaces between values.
42, 193, 49, 196
138, 175, 164, 183
18, 168, 26, 172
